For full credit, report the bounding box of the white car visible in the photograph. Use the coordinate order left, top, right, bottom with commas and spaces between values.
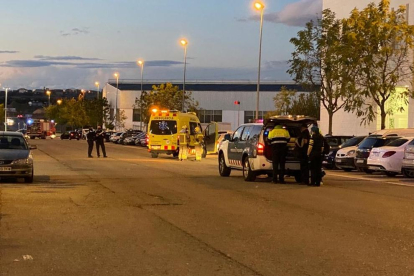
402, 140, 414, 178
367, 137, 414, 176
335, 146, 358, 171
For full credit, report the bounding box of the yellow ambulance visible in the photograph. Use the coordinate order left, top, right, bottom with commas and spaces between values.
148, 109, 207, 158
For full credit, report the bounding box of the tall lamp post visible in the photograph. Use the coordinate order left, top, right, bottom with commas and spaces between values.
57, 99, 62, 133
180, 39, 188, 112
95, 81, 100, 100
254, 2, 265, 121
114, 73, 119, 130
4, 87, 9, 131
46, 90, 51, 106
137, 60, 144, 131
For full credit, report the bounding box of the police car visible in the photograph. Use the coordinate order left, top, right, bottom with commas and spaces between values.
218, 116, 317, 182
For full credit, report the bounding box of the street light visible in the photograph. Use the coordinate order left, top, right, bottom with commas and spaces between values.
180, 39, 188, 112
114, 73, 119, 129
3, 87, 9, 131
57, 99, 62, 105
137, 60, 144, 131
254, 1, 265, 121
95, 81, 100, 99
46, 90, 51, 106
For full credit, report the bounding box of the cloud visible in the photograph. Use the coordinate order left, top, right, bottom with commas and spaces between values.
0, 59, 184, 68
0, 50, 19, 54
60, 27, 90, 37
34, 55, 102, 61
242, 0, 322, 27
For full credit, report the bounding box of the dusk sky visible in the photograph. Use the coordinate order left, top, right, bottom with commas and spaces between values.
0, 0, 322, 90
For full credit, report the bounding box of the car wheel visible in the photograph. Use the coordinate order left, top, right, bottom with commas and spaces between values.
343, 168, 353, 172
403, 169, 414, 178
242, 157, 256, 182
294, 173, 302, 183
364, 168, 373, 174
219, 153, 231, 177
151, 152, 158, 158
25, 169, 34, 183
385, 171, 398, 177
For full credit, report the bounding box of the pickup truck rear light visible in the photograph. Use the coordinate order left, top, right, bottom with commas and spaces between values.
382, 151, 396, 158
257, 143, 265, 155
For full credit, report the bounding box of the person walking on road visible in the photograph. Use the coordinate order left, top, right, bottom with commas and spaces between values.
296, 123, 310, 185
86, 127, 96, 158
268, 125, 290, 184
95, 126, 107, 158
307, 126, 324, 186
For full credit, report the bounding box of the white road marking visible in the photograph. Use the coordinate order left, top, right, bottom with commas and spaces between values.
22, 255, 33, 260
327, 172, 414, 187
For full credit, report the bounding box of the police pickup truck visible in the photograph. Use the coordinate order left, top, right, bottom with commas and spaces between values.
218, 116, 317, 182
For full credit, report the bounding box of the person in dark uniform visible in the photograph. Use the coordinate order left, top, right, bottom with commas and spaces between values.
267, 125, 290, 184
86, 127, 96, 158
296, 123, 310, 185
95, 126, 107, 158
307, 126, 324, 186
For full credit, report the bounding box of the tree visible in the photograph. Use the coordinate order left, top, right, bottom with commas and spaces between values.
272, 87, 296, 115
288, 9, 356, 135
84, 98, 110, 128
134, 83, 199, 124
0, 104, 5, 128
343, 0, 414, 129
45, 98, 88, 129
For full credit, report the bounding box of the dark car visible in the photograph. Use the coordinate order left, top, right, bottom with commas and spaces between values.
0, 132, 36, 183
60, 131, 80, 140
118, 130, 143, 145
355, 135, 401, 173
105, 131, 115, 142
322, 135, 356, 169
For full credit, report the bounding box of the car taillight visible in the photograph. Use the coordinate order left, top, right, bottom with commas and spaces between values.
382, 151, 396, 158
257, 143, 265, 155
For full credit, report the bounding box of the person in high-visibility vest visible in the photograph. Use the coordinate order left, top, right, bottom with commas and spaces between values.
268, 125, 290, 184
194, 126, 204, 161
179, 125, 189, 160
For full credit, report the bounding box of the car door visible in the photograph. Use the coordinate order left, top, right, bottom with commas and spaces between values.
228, 126, 245, 168
203, 122, 218, 154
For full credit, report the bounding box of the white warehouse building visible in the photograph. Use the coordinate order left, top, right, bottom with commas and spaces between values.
102, 80, 308, 131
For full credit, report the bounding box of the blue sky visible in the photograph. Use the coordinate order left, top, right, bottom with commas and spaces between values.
0, 0, 321, 89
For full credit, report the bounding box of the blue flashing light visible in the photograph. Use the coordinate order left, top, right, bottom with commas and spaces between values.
27, 119, 33, 125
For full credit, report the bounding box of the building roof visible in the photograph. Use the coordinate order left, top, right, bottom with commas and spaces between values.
107, 81, 312, 92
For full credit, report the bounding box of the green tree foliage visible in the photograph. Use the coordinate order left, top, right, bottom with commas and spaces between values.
288, 9, 356, 135
343, 0, 414, 129
0, 104, 5, 127
134, 83, 199, 124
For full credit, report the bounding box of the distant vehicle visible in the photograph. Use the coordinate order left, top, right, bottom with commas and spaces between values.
334, 136, 367, 171
104, 131, 115, 142
110, 132, 123, 143
402, 139, 414, 178
26, 119, 55, 139
367, 137, 414, 176
60, 131, 80, 140
0, 131, 36, 183
322, 135, 353, 169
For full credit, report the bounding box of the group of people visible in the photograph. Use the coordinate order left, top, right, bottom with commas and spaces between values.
86, 126, 107, 158
268, 123, 325, 186
179, 125, 204, 161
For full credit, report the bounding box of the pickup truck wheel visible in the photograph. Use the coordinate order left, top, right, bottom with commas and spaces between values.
219, 153, 231, 177
242, 157, 256, 182
403, 169, 414, 178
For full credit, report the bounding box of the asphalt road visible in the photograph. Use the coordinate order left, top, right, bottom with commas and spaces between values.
1, 139, 414, 276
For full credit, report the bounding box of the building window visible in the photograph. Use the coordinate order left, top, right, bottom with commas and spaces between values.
197, 110, 222, 123
133, 109, 141, 122
244, 111, 265, 123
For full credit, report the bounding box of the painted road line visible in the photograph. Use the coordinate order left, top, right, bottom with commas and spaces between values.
327, 172, 414, 187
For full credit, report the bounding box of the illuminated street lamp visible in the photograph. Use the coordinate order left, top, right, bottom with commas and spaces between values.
180, 39, 188, 112
114, 73, 119, 129
95, 81, 100, 99
46, 90, 51, 106
3, 87, 9, 131
57, 99, 62, 105
137, 60, 144, 130
254, 1, 265, 121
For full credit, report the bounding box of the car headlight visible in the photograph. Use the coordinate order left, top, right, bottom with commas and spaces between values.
346, 150, 356, 157
11, 158, 33, 165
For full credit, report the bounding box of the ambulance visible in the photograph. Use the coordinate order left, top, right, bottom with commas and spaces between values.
148, 109, 218, 158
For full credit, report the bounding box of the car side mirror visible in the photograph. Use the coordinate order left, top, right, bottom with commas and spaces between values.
224, 134, 231, 141
30, 145, 37, 150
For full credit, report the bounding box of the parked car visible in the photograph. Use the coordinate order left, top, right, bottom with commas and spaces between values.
105, 131, 115, 142
334, 136, 366, 171
0, 131, 36, 183
367, 137, 414, 176
355, 135, 401, 173
218, 115, 317, 182
123, 135, 137, 145
322, 135, 354, 169
110, 132, 123, 143
60, 131, 80, 140
402, 139, 414, 178
134, 132, 147, 146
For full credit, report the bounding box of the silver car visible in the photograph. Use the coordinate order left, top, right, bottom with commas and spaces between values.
0, 132, 36, 183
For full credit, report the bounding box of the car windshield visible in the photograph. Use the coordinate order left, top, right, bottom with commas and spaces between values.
386, 138, 408, 147
0, 136, 28, 150
358, 137, 386, 149
340, 136, 365, 148
150, 120, 177, 135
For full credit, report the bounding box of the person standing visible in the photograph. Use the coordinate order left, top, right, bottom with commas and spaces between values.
268, 125, 290, 184
194, 126, 204, 161
95, 126, 107, 158
86, 127, 96, 158
296, 123, 310, 185
179, 125, 189, 160
307, 126, 324, 186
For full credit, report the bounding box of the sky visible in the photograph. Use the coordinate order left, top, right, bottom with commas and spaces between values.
0, 0, 322, 89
